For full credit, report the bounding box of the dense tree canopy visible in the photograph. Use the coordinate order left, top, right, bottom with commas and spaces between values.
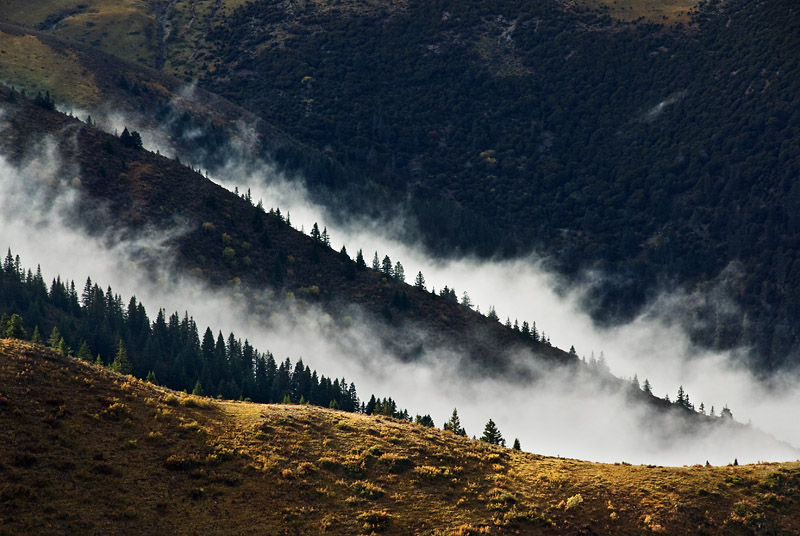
202, 0, 800, 370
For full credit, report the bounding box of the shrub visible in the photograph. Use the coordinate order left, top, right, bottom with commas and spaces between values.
565, 493, 583, 510
357, 510, 392, 532
317, 457, 342, 471
297, 462, 316, 475
379, 453, 414, 474
280, 468, 294, 479
350, 480, 385, 500
180, 395, 213, 409
487, 488, 517, 512
100, 401, 129, 421
448, 524, 491, 535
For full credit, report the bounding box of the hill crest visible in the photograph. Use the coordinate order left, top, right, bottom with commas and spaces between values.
2, 338, 800, 535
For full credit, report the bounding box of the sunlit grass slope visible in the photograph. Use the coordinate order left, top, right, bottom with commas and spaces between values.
0, 0, 157, 67
574, 0, 698, 24
1, 338, 799, 535
0, 30, 101, 107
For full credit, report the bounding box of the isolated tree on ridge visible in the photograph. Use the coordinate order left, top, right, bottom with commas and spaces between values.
481, 418, 505, 446
444, 408, 466, 436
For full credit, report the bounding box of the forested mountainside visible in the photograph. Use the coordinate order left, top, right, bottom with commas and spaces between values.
199, 0, 800, 367
0, 85, 570, 375
4, 86, 772, 440
1, 0, 798, 369
3, 339, 800, 535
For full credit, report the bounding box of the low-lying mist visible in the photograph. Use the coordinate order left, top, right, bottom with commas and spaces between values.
3, 107, 797, 466
207, 145, 800, 464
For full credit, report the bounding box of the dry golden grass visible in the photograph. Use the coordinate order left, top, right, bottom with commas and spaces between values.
0, 31, 101, 106
573, 0, 699, 25
0, 0, 157, 66
1, 338, 800, 535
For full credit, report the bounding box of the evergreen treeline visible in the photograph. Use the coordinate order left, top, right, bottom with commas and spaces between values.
0, 249, 363, 410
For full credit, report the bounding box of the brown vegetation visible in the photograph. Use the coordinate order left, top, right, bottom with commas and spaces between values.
1, 339, 799, 535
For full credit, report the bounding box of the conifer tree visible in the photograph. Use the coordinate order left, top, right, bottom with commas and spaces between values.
512, 438, 521, 450
310, 222, 321, 242
365, 394, 377, 415
444, 408, 466, 436
676, 385, 686, 407
111, 340, 132, 374
5, 314, 27, 339
372, 252, 380, 271
146, 371, 158, 384
381, 255, 393, 277
356, 249, 366, 269
414, 414, 434, 427
481, 419, 505, 446
31, 326, 42, 344
77, 341, 92, 361
48, 326, 61, 348
642, 378, 652, 394
192, 380, 204, 396
414, 271, 426, 290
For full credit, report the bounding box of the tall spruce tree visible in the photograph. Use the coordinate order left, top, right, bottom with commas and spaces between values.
111, 340, 132, 374
480, 418, 505, 446
444, 408, 466, 436
5, 314, 26, 339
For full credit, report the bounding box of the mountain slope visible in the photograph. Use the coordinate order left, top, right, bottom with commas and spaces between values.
2, 338, 800, 535
3, 0, 798, 370
196, 0, 800, 365
2, 84, 797, 463
0, 84, 571, 374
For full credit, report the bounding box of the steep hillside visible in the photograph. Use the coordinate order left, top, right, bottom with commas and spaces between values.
0, 84, 570, 375
2, 338, 800, 535
3, 84, 797, 462
196, 0, 800, 367
3, 0, 798, 370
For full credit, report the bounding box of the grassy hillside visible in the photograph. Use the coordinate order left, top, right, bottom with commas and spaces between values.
2, 338, 800, 535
